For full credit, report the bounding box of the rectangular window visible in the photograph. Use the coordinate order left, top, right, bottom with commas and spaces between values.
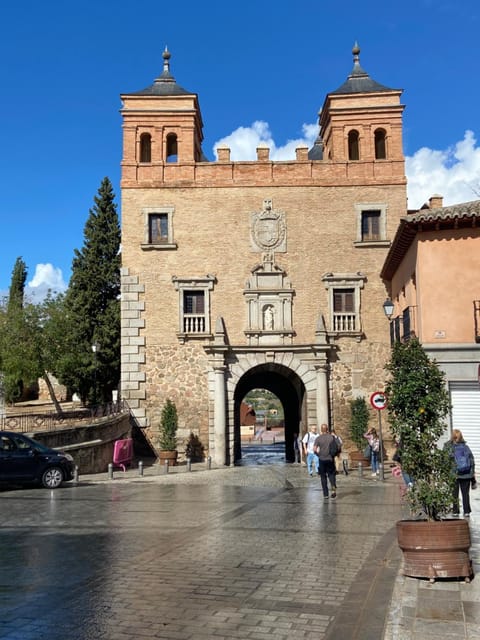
333, 289, 354, 313
323, 273, 365, 336
333, 288, 356, 332
355, 204, 387, 245
361, 210, 381, 241
149, 213, 169, 243
173, 276, 215, 339
142, 206, 176, 250
184, 291, 205, 315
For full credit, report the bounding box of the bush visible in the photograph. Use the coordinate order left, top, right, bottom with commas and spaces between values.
159, 399, 178, 451
349, 397, 370, 451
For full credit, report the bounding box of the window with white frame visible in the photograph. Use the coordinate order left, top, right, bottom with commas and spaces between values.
141, 206, 176, 250
172, 275, 216, 339
354, 203, 389, 246
322, 272, 366, 335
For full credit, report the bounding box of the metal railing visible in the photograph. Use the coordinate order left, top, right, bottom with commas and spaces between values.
474, 301, 480, 343
0, 400, 128, 434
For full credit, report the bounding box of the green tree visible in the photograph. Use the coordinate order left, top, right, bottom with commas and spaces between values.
59, 177, 121, 404
385, 338, 454, 520
0, 258, 39, 403
7, 257, 27, 313
159, 399, 178, 451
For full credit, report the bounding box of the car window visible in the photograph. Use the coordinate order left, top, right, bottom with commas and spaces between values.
11, 435, 34, 450
0, 435, 14, 451
10, 434, 50, 453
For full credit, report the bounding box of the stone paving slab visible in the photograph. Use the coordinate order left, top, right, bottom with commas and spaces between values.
0, 461, 479, 640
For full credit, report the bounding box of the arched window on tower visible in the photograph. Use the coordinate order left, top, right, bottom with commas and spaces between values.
348, 130, 360, 161
374, 128, 387, 160
166, 133, 178, 163
139, 133, 152, 163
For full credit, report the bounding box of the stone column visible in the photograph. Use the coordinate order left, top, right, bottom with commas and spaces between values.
316, 364, 329, 427
213, 364, 227, 466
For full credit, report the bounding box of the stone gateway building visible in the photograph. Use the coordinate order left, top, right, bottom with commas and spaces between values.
120, 45, 407, 465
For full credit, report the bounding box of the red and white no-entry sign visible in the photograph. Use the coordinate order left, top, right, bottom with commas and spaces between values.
370, 391, 387, 410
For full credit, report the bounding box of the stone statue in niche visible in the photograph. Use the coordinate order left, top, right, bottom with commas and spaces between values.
264, 305, 274, 330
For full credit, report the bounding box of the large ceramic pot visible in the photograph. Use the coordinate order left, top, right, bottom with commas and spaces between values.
397, 519, 473, 582
158, 450, 178, 467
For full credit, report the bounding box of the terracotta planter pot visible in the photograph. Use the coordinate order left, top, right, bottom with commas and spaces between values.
397, 519, 473, 582
158, 450, 178, 467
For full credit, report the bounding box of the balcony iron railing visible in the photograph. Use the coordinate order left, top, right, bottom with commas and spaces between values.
474, 301, 480, 343
390, 306, 417, 344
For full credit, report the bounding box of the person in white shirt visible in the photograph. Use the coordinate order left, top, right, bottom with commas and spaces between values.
302, 425, 319, 476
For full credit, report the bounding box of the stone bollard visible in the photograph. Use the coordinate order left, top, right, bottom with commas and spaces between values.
108, 463, 114, 479
74, 465, 79, 483
164, 459, 169, 474
358, 462, 363, 477
138, 460, 144, 476
207, 456, 212, 470
186, 457, 192, 472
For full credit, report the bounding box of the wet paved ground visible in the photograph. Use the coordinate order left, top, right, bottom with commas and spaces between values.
1, 451, 479, 640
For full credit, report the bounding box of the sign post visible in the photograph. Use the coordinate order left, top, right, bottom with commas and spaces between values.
370, 391, 388, 481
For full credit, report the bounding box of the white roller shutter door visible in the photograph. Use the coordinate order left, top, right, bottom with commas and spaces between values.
450, 381, 480, 466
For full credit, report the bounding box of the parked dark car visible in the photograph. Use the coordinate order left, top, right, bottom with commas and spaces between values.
0, 431, 75, 489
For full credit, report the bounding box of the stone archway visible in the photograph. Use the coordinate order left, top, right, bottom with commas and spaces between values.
233, 363, 306, 464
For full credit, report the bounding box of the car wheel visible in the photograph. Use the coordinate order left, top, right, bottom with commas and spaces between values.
41, 467, 64, 489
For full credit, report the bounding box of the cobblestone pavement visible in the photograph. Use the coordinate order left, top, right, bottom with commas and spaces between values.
1, 458, 479, 640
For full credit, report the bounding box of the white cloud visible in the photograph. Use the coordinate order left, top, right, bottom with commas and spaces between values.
214, 121, 319, 161
26, 263, 67, 301
405, 130, 480, 208
212, 125, 480, 209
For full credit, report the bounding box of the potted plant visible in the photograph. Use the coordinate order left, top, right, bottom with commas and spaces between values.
349, 396, 371, 467
158, 398, 178, 466
385, 338, 472, 581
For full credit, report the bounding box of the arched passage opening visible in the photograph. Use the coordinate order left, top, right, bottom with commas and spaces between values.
233, 363, 306, 464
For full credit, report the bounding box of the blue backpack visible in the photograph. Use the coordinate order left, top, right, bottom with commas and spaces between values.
453, 443, 471, 475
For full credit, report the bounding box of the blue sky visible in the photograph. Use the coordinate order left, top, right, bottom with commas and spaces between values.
1, 0, 479, 298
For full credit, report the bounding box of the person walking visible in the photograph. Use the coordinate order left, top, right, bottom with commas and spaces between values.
447, 429, 475, 518
364, 428, 380, 476
314, 424, 337, 500
302, 425, 319, 476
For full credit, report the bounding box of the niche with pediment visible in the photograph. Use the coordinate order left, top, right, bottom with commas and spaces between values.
244, 253, 295, 345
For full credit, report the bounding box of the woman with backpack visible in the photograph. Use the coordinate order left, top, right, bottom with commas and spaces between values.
447, 429, 475, 518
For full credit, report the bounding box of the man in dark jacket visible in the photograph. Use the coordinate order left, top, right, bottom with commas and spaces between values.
314, 424, 337, 500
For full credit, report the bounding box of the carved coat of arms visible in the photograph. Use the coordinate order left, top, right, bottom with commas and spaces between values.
251, 198, 287, 252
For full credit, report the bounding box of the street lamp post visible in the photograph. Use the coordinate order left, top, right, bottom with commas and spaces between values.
91, 342, 100, 407
378, 297, 395, 481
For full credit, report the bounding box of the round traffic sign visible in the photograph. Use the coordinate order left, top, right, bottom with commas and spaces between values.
370, 391, 387, 410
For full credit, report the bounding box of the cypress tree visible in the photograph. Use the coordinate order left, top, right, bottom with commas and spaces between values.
60, 177, 121, 404
0, 258, 40, 403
